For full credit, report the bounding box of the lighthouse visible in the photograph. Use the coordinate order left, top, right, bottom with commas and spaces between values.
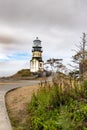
30, 37, 44, 73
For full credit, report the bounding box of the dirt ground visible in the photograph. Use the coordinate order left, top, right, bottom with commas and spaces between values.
6, 85, 40, 121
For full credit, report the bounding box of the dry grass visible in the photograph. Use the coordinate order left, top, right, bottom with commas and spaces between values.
6, 85, 40, 125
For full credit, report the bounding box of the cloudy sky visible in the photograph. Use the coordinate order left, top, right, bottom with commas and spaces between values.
0, 0, 87, 77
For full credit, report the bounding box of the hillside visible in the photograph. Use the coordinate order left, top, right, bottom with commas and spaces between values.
10, 69, 33, 79
0, 69, 38, 81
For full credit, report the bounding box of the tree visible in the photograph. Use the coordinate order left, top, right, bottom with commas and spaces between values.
44, 58, 66, 76
72, 33, 87, 79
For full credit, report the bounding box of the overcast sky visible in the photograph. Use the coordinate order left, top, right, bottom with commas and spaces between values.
0, 0, 87, 77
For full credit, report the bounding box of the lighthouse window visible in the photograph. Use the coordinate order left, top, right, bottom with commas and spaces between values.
40, 63, 42, 67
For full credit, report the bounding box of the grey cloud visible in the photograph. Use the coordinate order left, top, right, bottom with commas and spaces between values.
0, 35, 16, 43
0, 33, 28, 53
0, 60, 29, 77
0, 0, 87, 30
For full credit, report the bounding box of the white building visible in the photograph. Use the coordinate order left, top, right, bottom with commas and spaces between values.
30, 37, 44, 72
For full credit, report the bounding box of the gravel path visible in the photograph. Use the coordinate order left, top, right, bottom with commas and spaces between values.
0, 80, 39, 130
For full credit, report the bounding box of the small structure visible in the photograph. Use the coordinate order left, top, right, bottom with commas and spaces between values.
30, 37, 44, 73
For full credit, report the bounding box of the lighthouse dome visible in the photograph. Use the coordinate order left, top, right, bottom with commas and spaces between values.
33, 37, 41, 47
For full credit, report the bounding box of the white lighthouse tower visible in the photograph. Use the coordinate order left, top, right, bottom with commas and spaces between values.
30, 37, 44, 73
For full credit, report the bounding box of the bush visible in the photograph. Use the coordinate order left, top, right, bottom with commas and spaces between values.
9, 77, 87, 130
25, 80, 87, 130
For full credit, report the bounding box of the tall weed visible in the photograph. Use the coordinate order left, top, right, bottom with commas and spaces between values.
25, 78, 87, 130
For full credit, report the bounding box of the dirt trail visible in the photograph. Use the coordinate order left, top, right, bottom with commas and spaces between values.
6, 85, 40, 120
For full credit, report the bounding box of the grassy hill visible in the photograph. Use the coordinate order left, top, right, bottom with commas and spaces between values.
11, 69, 32, 78
0, 69, 38, 80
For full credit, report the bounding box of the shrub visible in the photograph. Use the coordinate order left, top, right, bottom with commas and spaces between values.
26, 79, 87, 130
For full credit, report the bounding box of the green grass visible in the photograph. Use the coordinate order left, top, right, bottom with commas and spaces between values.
9, 79, 87, 130
23, 80, 87, 130
17, 69, 31, 77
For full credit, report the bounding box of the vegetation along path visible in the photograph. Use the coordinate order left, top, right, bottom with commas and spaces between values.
0, 80, 39, 130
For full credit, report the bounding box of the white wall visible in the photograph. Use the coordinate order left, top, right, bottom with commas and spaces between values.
30, 59, 44, 72
30, 59, 39, 72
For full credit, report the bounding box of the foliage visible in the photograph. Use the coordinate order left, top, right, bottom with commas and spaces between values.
69, 70, 79, 78
24, 79, 87, 130
44, 58, 66, 73
8, 75, 87, 130
72, 33, 87, 80
17, 69, 31, 77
